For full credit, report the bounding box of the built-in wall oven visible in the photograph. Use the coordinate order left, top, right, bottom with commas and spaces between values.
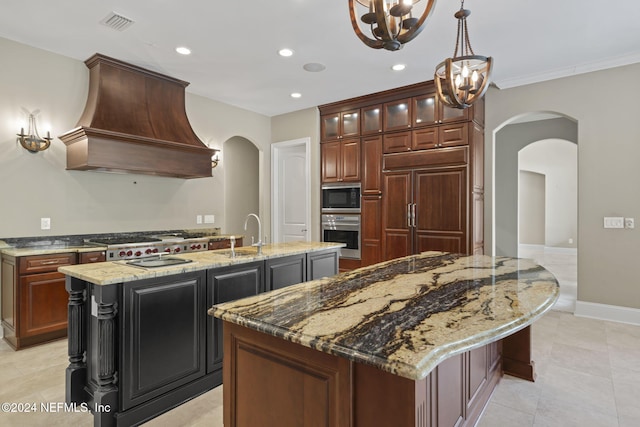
322, 183, 361, 213
321, 214, 360, 259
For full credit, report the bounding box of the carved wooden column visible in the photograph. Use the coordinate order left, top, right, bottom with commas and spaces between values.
65, 277, 87, 403
92, 283, 119, 427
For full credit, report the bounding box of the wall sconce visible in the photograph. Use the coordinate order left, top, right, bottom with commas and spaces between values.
211, 151, 220, 169
17, 111, 52, 153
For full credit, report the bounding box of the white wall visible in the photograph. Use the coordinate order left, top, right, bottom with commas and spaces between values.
519, 170, 545, 245
0, 37, 271, 239
519, 139, 578, 248
485, 63, 640, 311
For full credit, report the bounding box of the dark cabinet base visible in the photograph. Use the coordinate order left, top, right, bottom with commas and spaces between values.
223, 321, 504, 427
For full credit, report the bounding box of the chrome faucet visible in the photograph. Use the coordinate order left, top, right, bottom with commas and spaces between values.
244, 213, 263, 255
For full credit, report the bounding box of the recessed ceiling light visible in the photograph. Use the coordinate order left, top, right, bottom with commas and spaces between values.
278, 48, 294, 57
391, 64, 406, 71
176, 46, 191, 55
290, 93, 302, 99
303, 63, 326, 72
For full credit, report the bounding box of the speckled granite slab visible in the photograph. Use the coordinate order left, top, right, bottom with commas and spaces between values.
209, 251, 559, 381
59, 241, 343, 285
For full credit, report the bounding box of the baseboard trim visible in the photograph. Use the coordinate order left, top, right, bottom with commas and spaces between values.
575, 301, 640, 326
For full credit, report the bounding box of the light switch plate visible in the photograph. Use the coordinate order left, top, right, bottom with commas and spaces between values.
204, 214, 215, 224
603, 217, 624, 229
41, 217, 51, 230
196, 215, 203, 224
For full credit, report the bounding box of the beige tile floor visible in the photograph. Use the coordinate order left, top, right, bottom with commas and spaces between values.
1, 247, 639, 426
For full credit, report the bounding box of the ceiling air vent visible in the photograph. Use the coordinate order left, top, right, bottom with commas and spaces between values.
100, 12, 134, 31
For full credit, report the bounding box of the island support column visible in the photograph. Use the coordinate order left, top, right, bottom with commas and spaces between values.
502, 325, 536, 381
66, 276, 87, 403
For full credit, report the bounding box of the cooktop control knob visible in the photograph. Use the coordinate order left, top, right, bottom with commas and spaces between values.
152, 248, 159, 253
126, 250, 133, 257
145, 249, 152, 255
174, 247, 181, 253
135, 251, 142, 257
119, 250, 126, 257
164, 248, 171, 253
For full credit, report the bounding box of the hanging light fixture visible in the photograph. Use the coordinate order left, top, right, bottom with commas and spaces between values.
349, 0, 437, 51
434, 0, 492, 109
17, 110, 52, 153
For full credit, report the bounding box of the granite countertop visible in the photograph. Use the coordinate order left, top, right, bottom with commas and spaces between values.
209, 251, 559, 381
0, 231, 242, 257
59, 241, 344, 285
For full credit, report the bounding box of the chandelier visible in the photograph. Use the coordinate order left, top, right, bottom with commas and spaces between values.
434, 0, 492, 109
349, 0, 437, 51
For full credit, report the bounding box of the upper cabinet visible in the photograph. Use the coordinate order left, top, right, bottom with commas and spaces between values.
361, 104, 382, 136
321, 110, 360, 141
321, 139, 361, 183
383, 98, 412, 132
413, 92, 467, 127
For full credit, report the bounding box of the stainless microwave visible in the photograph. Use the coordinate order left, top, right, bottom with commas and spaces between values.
321, 183, 361, 213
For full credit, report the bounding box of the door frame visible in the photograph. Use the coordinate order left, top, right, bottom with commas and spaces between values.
271, 137, 311, 243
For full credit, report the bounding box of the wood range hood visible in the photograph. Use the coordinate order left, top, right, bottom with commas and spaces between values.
59, 53, 216, 179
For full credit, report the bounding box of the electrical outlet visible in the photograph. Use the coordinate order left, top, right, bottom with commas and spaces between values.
603, 217, 624, 229
625, 218, 635, 229
196, 215, 203, 224
41, 217, 51, 230
204, 214, 215, 224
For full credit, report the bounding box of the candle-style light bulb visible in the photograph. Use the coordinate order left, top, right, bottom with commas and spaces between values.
471, 70, 479, 83
461, 65, 469, 78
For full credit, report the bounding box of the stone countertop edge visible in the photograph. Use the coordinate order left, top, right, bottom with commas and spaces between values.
208, 252, 560, 381
58, 241, 345, 285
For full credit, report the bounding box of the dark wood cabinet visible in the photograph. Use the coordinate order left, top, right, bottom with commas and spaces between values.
208, 237, 243, 250
224, 321, 503, 427
321, 110, 360, 141
1, 252, 77, 350
361, 135, 382, 195
79, 250, 106, 264
319, 80, 484, 266
382, 162, 469, 260
207, 261, 265, 373
413, 91, 468, 127
383, 98, 412, 132
121, 271, 207, 411
266, 254, 306, 291
321, 139, 360, 183
361, 104, 382, 135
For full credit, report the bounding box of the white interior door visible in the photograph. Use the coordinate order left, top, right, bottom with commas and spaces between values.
272, 138, 310, 242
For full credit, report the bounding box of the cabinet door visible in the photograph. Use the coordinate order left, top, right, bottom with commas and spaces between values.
467, 346, 488, 414
382, 171, 412, 261
307, 250, 339, 280
361, 135, 382, 194
413, 93, 437, 126
383, 98, 411, 132
266, 254, 306, 291
19, 272, 68, 337
433, 353, 465, 427
121, 271, 206, 411
321, 113, 341, 141
207, 261, 264, 373
321, 141, 342, 183
439, 122, 468, 148
440, 101, 468, 124
383, 131, 412, 154
341, 110, 360, 138
412, 127, 438, 151
361, 104, 382, 135
361, 195, 382, 266
341, 139, 361, 182
414, 167, 468, 254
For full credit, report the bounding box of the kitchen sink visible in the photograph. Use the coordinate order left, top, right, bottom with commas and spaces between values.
127, 256, 193, 268
223, 248, 259, 258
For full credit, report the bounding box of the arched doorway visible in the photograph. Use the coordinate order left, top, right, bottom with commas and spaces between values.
223, 136, 261, 243
494, 113, 578, 311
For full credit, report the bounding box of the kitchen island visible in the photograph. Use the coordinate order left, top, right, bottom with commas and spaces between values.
58, 241, 343, 427
210, 251, 559, 427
